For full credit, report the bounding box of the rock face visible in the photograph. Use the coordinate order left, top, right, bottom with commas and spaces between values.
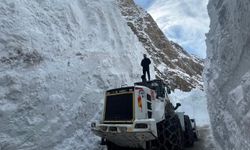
118, 0, 204, 91
0, 0, 148, 149
205, 0, 250, 149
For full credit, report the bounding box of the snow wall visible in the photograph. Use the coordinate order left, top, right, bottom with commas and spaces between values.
0, 0, 153, 149
169, 89, 210, 126
205, 0, 250, 149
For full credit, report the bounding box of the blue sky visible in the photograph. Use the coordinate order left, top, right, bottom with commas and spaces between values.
134, 0, 210, 58
134, 0, 154, 9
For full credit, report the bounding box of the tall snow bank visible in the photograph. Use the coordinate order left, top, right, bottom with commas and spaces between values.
205, 0, 250, 149
169, 89, 210, 126
0, 0, 151, 149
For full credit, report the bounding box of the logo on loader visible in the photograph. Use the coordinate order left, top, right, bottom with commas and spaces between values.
137, 88, 144, 112
138, 95, 142, 112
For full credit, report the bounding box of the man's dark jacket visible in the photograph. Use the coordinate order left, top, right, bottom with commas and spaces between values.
141, 58, 151, 70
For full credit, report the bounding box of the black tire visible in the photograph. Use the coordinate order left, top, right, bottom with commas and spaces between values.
146, 140, 158, 150
156, 115, 184, 150
194, 132, 198, 141
146, 141, 153, 150
107, 141, 121, 150
184, 115, 195, 147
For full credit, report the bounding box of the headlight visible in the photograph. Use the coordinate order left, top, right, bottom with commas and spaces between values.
119, 127, 127, 133
100, 126, 108, 131
135, 123, 148, 129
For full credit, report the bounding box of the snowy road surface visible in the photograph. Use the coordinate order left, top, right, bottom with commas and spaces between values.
99, 125, 216, 150
187, 125, 216, 150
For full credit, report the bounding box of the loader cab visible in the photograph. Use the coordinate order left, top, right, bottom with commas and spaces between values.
134, 79, 170, 99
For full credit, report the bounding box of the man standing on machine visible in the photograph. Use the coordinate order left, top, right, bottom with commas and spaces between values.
141, 54, 151, 81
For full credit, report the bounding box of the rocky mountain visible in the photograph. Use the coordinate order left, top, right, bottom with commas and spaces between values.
205, 0, 250, 149
118, 0, 204, 91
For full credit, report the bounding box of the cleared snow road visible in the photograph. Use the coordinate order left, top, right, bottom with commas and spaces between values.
187, 125, 216, 150
99, 125, 216, 150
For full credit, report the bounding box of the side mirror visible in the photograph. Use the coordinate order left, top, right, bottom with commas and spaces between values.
174, 103, 181, 110
176, 103, 181, 107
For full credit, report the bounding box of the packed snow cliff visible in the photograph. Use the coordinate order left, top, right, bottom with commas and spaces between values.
205, 0, 250, 149
0, 0, 151, 149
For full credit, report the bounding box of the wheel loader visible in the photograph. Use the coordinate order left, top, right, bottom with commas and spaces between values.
91, 79, 196, 150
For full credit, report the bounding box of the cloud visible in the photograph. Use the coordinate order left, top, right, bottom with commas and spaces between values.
148, 0, 210, 58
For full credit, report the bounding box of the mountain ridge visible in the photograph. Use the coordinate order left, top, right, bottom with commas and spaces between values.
118, 0, 204, 91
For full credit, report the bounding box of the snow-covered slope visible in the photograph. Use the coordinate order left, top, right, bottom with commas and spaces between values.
118, 0, 204, 92
0, 0, 150, 149
205, 0, 250, 149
